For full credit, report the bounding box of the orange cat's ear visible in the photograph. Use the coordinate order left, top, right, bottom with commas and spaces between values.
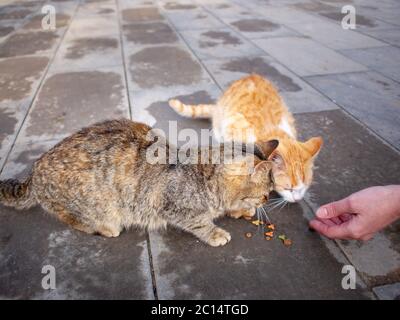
257, 139, 279, 159
302, 137, 323, 158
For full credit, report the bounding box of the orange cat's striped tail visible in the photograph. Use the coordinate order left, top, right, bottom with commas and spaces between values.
168, 99, 214, 119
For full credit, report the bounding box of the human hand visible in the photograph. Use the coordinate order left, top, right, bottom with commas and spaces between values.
309, 185, 400, 241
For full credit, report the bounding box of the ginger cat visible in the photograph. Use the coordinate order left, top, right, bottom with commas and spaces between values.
169, 74, 323, 203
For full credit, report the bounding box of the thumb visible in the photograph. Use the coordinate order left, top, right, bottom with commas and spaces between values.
316, 197, 352, 219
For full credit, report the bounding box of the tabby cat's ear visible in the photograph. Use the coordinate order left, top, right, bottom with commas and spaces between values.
302, 137, 323, 158
251, 161, 273, 182
257, 139, 279, 160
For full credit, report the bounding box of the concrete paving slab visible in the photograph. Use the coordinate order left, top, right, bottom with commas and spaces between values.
202, 1, 253, 19
360, 28, 400, 48
0, 22, 15, 37
339, 46, 400, 83
221, 16, 299, 39
50, 34, 122, 72
121, 6, 164, 22
373, 282, 400, 300
0, 30, 59, 58
305, 71, 400, 149
150, 204, 369, 299
201, 55, 338, 113
254, 6, 329, 25
122, 21, 179, 46
296, 109, 400, 286
288, 21, 385, 50
67, 14, 119, 38
254, 37, 367, 76
0, 56, 49, 170
162, 7, 226, 31
127, 44, 214, 90
17, 67, 130, 144
180, 28, 264, 59
0, 204, 154, 299
129, 82, 221, 146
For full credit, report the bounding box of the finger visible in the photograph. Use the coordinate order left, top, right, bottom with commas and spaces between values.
331, 217, 343, 225
316, 197, 353, 219
316, 217, 337, 227
360, 233, 374, 241
309, 219, 352, 239
338, 213, 353, 223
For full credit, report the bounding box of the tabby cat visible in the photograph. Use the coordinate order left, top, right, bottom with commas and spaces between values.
169, 74, 323, 204
0, 119, 278, 246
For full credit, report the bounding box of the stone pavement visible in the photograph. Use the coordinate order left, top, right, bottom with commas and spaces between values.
0, 0, 399, 300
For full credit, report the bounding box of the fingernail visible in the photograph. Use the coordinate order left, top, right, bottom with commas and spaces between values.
317, 208, 328, 218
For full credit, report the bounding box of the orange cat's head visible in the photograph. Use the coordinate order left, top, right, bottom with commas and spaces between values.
268, 136, 323, 203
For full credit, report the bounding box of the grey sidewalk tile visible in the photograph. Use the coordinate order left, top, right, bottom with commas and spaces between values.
359, 28, 400, 48
255, 6, 329, 25
202, 56, 338, 113
305, 71, 400, 148
129, 82, 221, 146
339, 46, 400, 82
118, 0, 157, 9
288, 21, 385, 50
0, 139, 59, 180
0, 30, 59, 58
122, 21, 179, 47
50, 34, 122, 72
361, 6, 400, 27
202, 1, 252, 19
17, 67, 130, 144
254, 37, 367, 76
317, 11, 397, 31
0, 204, 153, 299
296, 109, 400, 285
180, 28, 264, 60
0, 22, 15, 38
162, 1, 198, 11
0, 56, 49, 170
162, 7, 226, 31
0, 3, 36, 21
293, 1, 397, 31
78, 0, 117, 17
127, 44, 214, 91
121, 6, 164, 23
149, 207, 369, 299
67, 14, 119, 38
373, 283, 400, 300
222, 16, 299, 39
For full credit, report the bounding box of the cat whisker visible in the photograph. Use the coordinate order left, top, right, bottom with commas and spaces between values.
261, 206, 272, 224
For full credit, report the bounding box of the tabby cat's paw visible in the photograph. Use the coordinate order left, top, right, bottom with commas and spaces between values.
207, 228, 231, 247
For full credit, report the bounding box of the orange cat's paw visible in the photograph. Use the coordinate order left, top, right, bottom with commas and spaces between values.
207, 228, 231, 247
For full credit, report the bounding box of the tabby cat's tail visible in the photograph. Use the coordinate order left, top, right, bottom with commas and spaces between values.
0, 177, 37, 209
168, 99, 214, 119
